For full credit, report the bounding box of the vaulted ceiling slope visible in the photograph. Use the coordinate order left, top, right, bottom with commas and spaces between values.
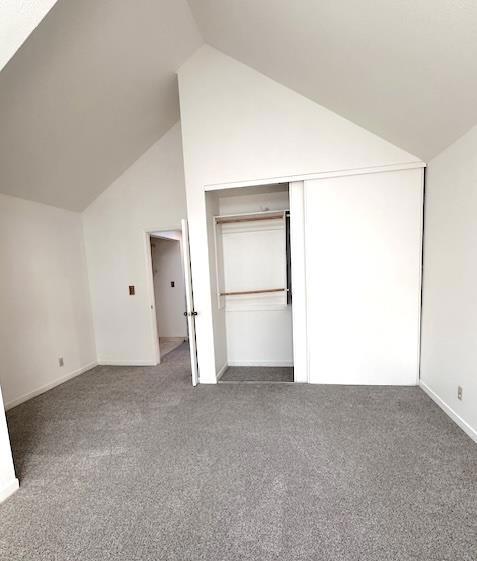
2, 1, 476, 211
0, 0, 202, 211
187, 0, 477, 162
0, 0, 58, 71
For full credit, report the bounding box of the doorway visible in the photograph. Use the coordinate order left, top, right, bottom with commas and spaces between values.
146, 219, 198, 386
149, 231, 188, 360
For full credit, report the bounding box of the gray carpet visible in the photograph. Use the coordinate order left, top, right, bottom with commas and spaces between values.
220, 366, 294, 383
1, 343, 476, 561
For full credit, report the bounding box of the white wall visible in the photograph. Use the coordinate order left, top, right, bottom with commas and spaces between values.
83, 123, 187, 365
420, 125, 477, 441
0, 385, 18, 503
305, 169, 423, 385
0, 193, 96, 409
151, 236, 187, 339
178, 45, 424, 383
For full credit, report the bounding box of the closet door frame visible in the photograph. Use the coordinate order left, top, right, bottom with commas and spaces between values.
289, 181, 308, 383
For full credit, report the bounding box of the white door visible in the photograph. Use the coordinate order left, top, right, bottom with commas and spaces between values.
304, 169, 423, 385
181, 218, 199, 386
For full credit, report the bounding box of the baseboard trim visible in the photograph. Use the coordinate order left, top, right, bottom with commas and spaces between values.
216, 362, 228, 381
97, 360, 158, 366
420, 381, 477, 443
227, 361, 294, 367
0, 478, 19, 503
160, 337, 187, 342
5, 361, 98, 411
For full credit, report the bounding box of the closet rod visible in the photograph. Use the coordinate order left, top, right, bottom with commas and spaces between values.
220, 288, 286, 296
215, 212, 285, 225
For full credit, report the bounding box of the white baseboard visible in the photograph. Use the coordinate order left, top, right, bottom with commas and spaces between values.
227, 360, 294, 367
97, 360, 158, 366
160, 337, 187, 342
420, 381, 477, 443
0, 478, 19, 503
216, 362, 228, 381
5, 361, 98, 411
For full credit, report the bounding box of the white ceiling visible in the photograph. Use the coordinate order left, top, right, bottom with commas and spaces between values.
0, 0, 58, 72
187, 0, 477, 162
2, 1, 477, 210
0, 0, 202, 210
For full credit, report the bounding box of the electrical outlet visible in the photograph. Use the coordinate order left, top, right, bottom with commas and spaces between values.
58, 357, 64, 367
458, 386, 463, 400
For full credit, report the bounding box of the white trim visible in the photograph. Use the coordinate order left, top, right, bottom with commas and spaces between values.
144, 232, 160, 364
416, 168, 425, 385
289, 181, 308, 383
216, 362, 228, 381
97, 359, 157, 367
420, 381, 477, 443
227, 360, 294, 367
5, 361, 98, 410
160, 337, 186, 342
0, 478, 19, 503
204, 162, 426, 192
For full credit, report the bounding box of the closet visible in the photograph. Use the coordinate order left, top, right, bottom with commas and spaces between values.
203, 168, 423, 386
208, 184, 294, 382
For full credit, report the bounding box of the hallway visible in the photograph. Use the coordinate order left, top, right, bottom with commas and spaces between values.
1, 345, 475, 561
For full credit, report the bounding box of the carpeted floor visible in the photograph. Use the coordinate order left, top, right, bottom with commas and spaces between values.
220, 366, 294, 383
159, 337, 184, 358
1, 343, 476, 560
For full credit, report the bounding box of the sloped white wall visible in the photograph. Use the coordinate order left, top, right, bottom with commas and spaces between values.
0, 193, 96, 409
178, 46, 424, 383
83, 123, 187, 365
421, 125, 477, 441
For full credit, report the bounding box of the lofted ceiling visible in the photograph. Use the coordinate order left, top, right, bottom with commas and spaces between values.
2, 1, 477, 210
187, 0, 477, 163
0, 0, 202, 210
0, 0, 58, 72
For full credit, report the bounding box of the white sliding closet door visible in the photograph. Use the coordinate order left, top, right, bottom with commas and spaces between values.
304, 168, 423, 385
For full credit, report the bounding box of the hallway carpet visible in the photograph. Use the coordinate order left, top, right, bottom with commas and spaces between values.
1, 344, 476, 560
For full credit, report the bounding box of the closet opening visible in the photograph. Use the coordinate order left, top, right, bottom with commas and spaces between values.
207, 183, 294, 383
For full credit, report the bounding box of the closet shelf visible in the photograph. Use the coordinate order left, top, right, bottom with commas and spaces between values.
220, 288, 287, 296
215, 211, 285, 225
